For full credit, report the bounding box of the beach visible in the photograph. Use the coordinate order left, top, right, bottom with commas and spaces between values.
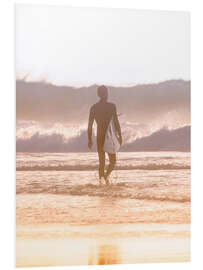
16, 152, 190, 267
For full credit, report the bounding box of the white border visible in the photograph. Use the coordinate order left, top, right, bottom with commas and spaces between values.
13, 0, 193, 11
1, 0, 203, 269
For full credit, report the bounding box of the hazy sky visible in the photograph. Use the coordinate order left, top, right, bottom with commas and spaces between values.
16, 5, 190, 86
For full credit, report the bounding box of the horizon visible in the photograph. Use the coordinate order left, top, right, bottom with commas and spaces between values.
16, 75, 190, 88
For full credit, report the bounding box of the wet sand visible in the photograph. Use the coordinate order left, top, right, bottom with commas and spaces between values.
16, 223, 190, 267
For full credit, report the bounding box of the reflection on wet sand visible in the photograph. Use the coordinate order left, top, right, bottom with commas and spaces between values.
88, 243, 121, 265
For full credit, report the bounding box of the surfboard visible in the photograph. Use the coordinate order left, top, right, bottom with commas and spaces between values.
103, 118, 120, 154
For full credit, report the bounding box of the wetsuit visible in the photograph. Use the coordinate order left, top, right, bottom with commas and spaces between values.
88, 100, 121, 179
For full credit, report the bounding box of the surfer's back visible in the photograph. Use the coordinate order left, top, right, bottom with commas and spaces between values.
91, 101, 116, 131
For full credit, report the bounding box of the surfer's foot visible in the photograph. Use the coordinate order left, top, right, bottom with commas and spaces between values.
99, 177, 104, 185
105, 179, 110, 185
104, 175, 110, 185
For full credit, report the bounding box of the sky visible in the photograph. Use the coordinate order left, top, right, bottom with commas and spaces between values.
15, 5, 190, 152
16, 4, 190, 86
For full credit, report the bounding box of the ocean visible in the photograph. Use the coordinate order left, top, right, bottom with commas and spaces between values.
16, 151, 190, 267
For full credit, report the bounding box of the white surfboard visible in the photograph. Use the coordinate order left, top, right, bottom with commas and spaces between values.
103, 118, 120, 154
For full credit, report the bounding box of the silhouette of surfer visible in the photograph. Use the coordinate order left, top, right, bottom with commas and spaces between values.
88, 85, 122, 185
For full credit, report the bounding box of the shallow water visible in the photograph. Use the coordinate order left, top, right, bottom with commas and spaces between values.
16, 152, 190, 266
17, 151, 190, 171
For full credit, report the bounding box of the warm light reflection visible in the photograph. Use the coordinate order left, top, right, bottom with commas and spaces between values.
88, 243, 121, 265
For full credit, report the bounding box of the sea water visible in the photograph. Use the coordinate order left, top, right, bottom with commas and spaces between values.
16, 152, 190, 267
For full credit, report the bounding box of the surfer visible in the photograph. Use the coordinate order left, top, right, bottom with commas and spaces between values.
87, 85, 122, 185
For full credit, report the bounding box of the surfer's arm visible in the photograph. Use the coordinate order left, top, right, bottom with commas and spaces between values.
88, 106, 95, 145
113, 105, 122, 144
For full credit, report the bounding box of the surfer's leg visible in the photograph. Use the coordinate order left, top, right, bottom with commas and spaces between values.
97, 134, 106, 179
98, 150, 105, 179
105, 153, 116, 180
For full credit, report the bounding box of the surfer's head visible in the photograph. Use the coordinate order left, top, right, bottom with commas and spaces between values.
97, 85, 108, 101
